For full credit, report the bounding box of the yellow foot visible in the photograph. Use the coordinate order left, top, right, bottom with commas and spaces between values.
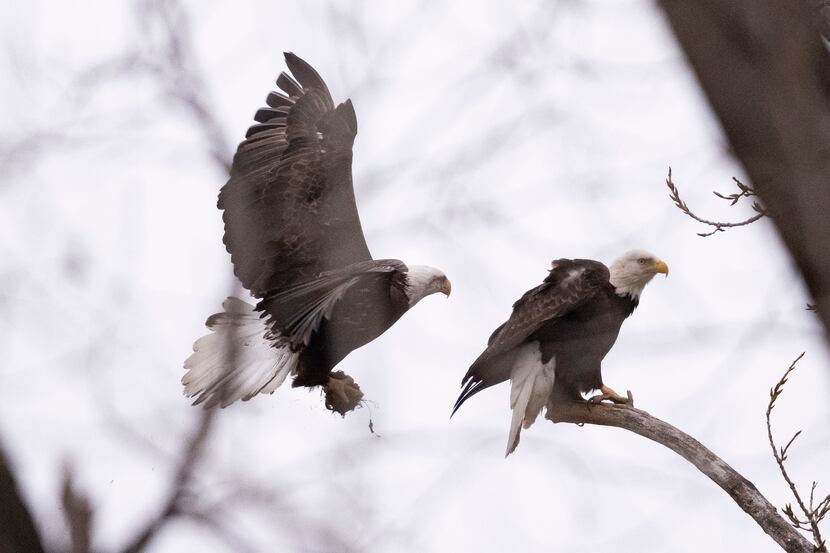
588, 385, 633, 406
323, 371, 364, 416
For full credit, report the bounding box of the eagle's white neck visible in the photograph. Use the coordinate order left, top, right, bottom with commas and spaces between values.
610, 280, 645, 300
609, 265, 651, 300
405, 265, 446, 307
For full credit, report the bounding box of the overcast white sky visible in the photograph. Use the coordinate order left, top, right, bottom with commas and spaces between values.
2, 1, 829, 552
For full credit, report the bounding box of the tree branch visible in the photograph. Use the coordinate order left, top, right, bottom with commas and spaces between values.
0, 445, 46, 553
131, 0, 232, 173
61, 464, 93, 553
545, 400, 815, 553
118, 408, 216, 553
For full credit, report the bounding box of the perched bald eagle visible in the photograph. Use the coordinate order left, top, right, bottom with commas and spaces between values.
452, 250, 667, 455
183, 53, 451, 413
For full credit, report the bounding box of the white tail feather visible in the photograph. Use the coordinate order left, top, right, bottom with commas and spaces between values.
506, 343, 556, 456
183, 297, 298, 408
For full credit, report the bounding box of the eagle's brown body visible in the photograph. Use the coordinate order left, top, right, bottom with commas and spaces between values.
453, 253, 667, 455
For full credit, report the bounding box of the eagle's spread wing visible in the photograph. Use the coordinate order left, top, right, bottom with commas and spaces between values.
452, 259, 610, 414
257, 259, 407, 350
220, 52, 371, 297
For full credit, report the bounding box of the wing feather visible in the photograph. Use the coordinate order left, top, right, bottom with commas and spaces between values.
284, 52, 333, 96
265, 91, 293, 109
484, 259, 609, 359
257, 259, 407, 349
220, 52, 371, 300
452, 259, 610, 414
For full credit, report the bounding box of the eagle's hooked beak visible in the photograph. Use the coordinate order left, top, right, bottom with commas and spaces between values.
654, 260, 669, 277
440, 277, 452, 297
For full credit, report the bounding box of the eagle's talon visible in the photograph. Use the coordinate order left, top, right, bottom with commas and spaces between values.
588, 393, 605, 405
588, 385, 632, 406
324, 371, 364, 416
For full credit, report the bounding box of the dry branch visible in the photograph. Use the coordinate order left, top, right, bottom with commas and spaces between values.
545, 400, 815, 553
666, 168, 767, 237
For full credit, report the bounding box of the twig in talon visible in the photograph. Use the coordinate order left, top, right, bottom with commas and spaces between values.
362, 400, 381, 437
626, 390, 635, 407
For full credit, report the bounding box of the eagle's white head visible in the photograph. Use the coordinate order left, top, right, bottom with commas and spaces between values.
609, 250, 668, 300
405, 266, 451, 307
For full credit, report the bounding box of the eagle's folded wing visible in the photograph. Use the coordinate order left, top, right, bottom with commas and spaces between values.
452, 259, 610, 414
257, 259, 408, 350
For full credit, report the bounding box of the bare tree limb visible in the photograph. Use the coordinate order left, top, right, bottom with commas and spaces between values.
0, 445, 46, 553
545, 400, 815, 553
666, 167, 767, 237
657, 0, 830, 341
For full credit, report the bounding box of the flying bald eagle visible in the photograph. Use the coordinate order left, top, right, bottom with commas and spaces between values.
452, 250, 667, 455
183, 53, 451, 413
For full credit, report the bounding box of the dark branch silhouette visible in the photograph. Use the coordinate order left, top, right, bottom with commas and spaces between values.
0, 446, 46, 553
546, 398, 815, 553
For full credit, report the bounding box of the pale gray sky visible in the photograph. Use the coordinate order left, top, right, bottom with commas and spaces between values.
1, 1, 828, 552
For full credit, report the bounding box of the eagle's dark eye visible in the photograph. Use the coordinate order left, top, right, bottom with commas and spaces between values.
637, 258, 647, 265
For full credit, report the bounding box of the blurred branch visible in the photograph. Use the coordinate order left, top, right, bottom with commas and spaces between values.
61, 465, 93, 553
119, 408, 216, 553
658, 0, 830, 344
546, 400, 815, 553
0, 445, 46, 553
0, 132, 76, 178
666, 167, 767, 237
130, 0, 232, 172
766, 353, 828, 552
184, 509, 259, 553
37, 0, 234, 176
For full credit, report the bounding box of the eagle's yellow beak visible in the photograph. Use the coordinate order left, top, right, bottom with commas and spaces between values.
654, 260, 669, 276
441, 277, 452, 297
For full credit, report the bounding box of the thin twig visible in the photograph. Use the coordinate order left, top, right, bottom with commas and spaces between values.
666, 167, 767, 237
546, 399, 815, 553
766, 353, 827, 552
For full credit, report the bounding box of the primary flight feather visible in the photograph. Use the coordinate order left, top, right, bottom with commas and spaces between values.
183, 53, 451, 413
